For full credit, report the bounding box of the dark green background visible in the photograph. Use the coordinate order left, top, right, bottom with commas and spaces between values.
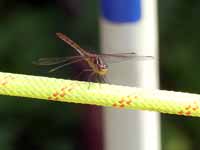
0, 0, 200, 150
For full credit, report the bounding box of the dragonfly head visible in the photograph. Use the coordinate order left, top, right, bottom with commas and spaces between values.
95, 57, 108, 75
98, 64, 108, 75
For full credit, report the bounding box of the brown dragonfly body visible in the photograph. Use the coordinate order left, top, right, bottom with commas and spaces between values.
55, 33, 108, 76
34, 32, 151, 82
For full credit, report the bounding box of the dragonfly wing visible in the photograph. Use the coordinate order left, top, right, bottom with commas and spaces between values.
100, 52, 136, 56
99, 52, 153, 64
33, 55, 83, 66
48, 57, 85, 72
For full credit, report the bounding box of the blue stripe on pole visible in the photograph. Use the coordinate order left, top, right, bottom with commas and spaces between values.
101, 0, 141, 23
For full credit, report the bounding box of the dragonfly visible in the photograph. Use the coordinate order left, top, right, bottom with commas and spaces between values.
34, 32, 152, 82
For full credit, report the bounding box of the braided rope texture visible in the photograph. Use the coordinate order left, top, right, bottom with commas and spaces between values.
0, 72, 200, 117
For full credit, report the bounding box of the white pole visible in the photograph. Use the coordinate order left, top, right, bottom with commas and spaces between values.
100, 0, 160, 150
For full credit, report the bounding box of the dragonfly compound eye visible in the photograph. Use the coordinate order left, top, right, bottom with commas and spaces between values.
101, 64, 108, 69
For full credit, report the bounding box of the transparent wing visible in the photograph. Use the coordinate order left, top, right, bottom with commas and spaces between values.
33, 55, 83, 66
48, 57, 84, 72
99, 52, 153, 64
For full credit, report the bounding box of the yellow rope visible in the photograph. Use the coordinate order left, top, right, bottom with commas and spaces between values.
0, 72, 199, 117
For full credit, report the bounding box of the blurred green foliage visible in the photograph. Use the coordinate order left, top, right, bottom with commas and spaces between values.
0, 0, 99, 150
159, 0, 200, 92
0, 0, 200, 150
159, 1, 200, 150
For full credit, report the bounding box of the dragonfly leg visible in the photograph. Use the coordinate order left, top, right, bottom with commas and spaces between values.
95, 74, 101, 83
87, 72, 96, 89
102, 75, 110, 84
95, 74, 103, 88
